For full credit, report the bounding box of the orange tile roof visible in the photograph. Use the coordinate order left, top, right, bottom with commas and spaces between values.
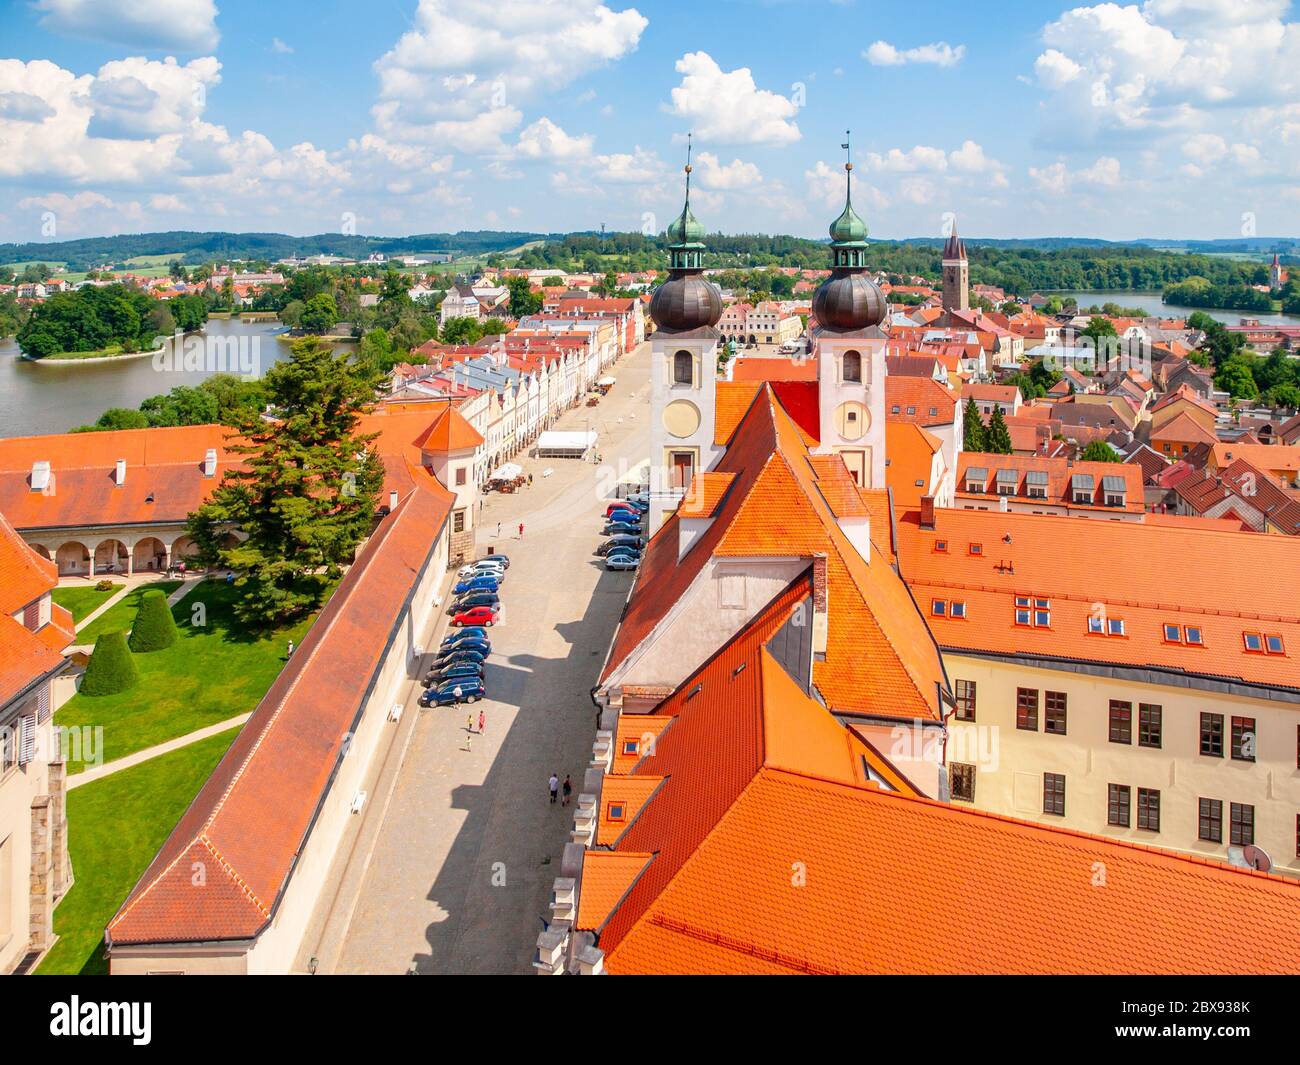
676, 472, 737, 519
895, 507, 1300, 692
410, 404, 485, 453
729, 356, 819, 382
1152, 411, 1218, 447
0, 509, 57, 613
885, 375, 959, 427
955, 452, 1144, 513
885, 423, 942, 509
606, 768, 1300, 975
612, 715, 673, 774
1212, 442, 1300, 475
575, 852, 653, 933
597, 776, 666, 845
107, 481, 454, 947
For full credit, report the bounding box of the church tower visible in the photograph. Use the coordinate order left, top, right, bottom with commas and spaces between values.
810, 133, 888, 490
648, 136, 724, 532
942, 221, 969, 313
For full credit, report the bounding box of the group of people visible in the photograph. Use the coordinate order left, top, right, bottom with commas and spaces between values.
548, 773, 572, 807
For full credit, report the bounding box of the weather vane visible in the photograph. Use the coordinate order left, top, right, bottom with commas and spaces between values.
842, 129, 852, 173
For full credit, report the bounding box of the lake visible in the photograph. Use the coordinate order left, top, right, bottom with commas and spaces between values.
0, 318, 293, 438
1056, 290, 1300, 327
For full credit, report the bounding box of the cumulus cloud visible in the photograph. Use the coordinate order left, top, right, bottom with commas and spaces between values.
35, 0, 219, 52
666, 51, 800, 146
864, 40, 966, 67
1029, 156, 1122, 194
372, 0, 646, 151
694, 152, 762, 190
515, 117, 594, 160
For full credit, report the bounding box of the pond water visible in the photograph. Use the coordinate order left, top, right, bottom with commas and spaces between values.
1055, 290, 1300, 327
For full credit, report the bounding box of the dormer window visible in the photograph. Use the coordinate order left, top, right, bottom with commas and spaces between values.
1102, 475, 1127, 507
607, 802, 626, 822
1071, 473, 1095, 505
965, 467, 988, 494
995, 469, 1018, 496
1026, 470, 1048, 499
842, 350, 862, 383
622, 740, 638, 755
673, 350, 693, 385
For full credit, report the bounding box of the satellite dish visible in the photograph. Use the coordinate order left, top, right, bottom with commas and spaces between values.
1242, 845, 1272, 873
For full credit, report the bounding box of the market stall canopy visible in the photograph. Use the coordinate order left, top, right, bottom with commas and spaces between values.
597, 376, 617, 387
536, 430, 598, 458
490, 462, 523, 481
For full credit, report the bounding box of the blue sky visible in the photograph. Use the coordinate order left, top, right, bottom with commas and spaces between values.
2, 0, 1299, 244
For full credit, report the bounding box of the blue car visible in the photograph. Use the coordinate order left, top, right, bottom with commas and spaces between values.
422, 662, 485, 688
453, 575, 499, 596
448, 592, 500, 616
420, 678, 485, 706
443, 626, 488, 645
481, 554, 510, 569
603, 521, 642, 536
430, 648, 486, 672
436, 642, 488, 665
606, 510, 642, 526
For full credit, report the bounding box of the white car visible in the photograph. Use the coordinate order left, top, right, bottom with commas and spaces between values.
605, 555, 639, 571
459, 562, 505, 580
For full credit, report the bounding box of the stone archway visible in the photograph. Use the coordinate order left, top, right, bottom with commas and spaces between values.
94, 539, 130, 576
32, 544, 51, 561
133, 537, 168, 572
55, 541, 90, 576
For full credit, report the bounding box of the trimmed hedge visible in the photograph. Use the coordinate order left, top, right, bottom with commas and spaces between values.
80, 631, 139, 696
128, 589, 178, 653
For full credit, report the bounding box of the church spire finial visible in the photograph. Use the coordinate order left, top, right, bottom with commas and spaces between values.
842, 129, 853, 202
684, 131, 693, 207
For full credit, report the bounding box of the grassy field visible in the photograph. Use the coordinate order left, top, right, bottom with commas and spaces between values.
35, 727, 240, 976
52, 584, 124, 624
76, 580, 181, 644
57, 579, 321, 770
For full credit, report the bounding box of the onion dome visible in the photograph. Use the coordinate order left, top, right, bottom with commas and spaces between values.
811, 132, 887, 333
651, 134, 723, 333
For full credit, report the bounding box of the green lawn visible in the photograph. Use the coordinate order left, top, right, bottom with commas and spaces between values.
57, 579, 320, 770
75, 581, 181, 644
35, 727, 240, 976
52, 584, 124, 624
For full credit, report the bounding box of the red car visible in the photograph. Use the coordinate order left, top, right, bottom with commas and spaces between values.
451, 604, 498, 627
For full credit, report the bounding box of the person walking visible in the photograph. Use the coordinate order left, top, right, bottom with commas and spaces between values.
548, 773, 559, 805
528, 473, 533, 487
478, 708, 486, 735
518, 522, 525, 538
561, 774, 573, 807
496, 521, 501, 538
467, 713, 474, 734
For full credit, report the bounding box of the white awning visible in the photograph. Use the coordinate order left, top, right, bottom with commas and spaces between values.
489, 462, 523, 481
536, 430, 598, 457
596, 376, 617, 387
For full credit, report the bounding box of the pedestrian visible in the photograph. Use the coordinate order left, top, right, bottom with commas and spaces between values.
518, 522, 525, 538
562, 774, 572, 807
467, 713, 474, 734
528, 473, 533, 486
287, 640, 295, 657
548, 772, 559, 804
496, 521, 501, 537
478, 708, 485, 735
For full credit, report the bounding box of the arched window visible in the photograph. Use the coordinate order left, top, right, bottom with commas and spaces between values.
673, 350, 694, 385
842, 350, 862, 383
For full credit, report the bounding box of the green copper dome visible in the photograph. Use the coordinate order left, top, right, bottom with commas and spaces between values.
829, 197, 868, 246
667, 201, 706, 247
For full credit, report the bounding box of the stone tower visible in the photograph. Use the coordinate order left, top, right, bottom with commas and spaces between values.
647, 137, 724, 532
942, 222, 969, 313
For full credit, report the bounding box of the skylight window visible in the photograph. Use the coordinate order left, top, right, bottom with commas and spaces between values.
931, 599, 947, 617
950, 601, 967, 619
1266, 634, 1285, 655
1015, 596, 1051, 628
1108, 618, 1126, 636
1185, 627, 1203, 646
607, 803, 626, 821
1088, 617, 1105, 634
1243, 632, 1264, 653
1164, 624, 1182, 643
622, 740, 638, 755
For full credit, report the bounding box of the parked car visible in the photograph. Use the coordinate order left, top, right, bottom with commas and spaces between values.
605, 555, 640, 571
435, 638, 489, 661
419, 678, 486, 706
448, 592, 500, 616
453, 575, 499, 596
481, 554, 510, 569
603, 521, 643, 536
606, 550, 642, 566
422, 662, 485, 688
442, 626, 489, 646
459, 561, 505, 580
606, 509, 643, 526
596, 535, 645, 556
431, 649, 487, 672
605, 499, 648, 518
450, 605, 498, 627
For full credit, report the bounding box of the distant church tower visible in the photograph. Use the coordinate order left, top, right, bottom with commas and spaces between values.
1270, 253, 1286, 291
809, 134, 889, 490
647, 136, 724, 532
942, 222, 969, 313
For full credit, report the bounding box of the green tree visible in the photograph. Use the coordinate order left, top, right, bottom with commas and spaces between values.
441, 316, 484, 345
93, 407, 151, 430
1080, 316, 1117, 340
280, 299, 305, 329
299, 293, 339, 334
1269, 382, 1300, 409
1080, 440, 1121, 463
80, 631, 139, 696
985, 405, 1013, 454
962, 397, 987, 452
128, 589, 178, 652
1215, 356, 1260, 401
186, 337, 384, 627
506, 275, 542, 318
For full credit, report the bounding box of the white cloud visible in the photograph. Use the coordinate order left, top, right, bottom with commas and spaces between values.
865, 145, 950, 173
1029, 156, 1122, 194
271, 38, 293, 55
35, 0, 219, 51
666, 51, 800, 146
372, 0, 645, 150
864, 40, 966, 67
694, 152, 762, 190
515, 117, 594, 160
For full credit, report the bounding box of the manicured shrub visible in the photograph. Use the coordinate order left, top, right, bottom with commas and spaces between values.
128, 589, 178, 652
80, 631, 139, 696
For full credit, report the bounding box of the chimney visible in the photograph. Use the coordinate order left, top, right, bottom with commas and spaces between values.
389, 490, 399, 511
114, 459, 126, 486
30, 461, 51, 493
811, 553, 829, 656
203, 448, 218, 477
920, 494, 936, 529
